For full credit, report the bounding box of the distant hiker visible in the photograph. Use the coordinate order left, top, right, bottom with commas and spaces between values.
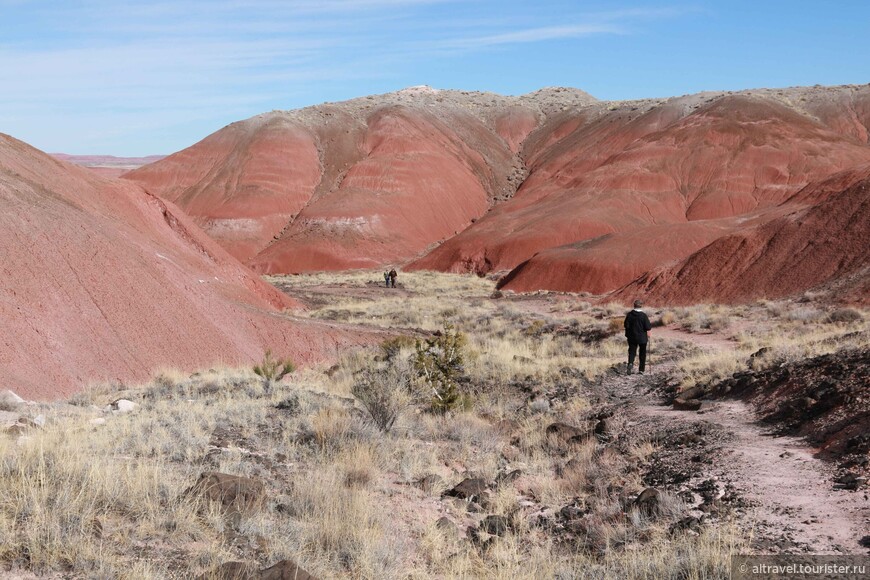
624, 300, 652, 375
388, 268, 398, 288
383, 271, 390, 287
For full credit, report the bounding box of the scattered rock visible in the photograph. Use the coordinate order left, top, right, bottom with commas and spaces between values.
260, 559, 319, 580
189, 472, 265, 513
479, 514, 511, 536
0, 389, 25, 409
417, 474, 443, 494
634, 487, 662, 516
673, 398, 702, 411
110, 399, 136, 413
89, 417, 107, 426
443, 478, 488, 501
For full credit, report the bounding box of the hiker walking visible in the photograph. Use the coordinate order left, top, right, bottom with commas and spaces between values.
388, 268, 398, 288
624, 299, 651, 375
383, 271, 390, 287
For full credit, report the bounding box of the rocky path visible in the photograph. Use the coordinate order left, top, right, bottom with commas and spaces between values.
607, 329, 869, 555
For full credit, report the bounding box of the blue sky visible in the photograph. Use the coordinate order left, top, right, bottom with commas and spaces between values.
1, 0, 868, 156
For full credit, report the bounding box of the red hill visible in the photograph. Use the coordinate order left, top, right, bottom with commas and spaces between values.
1, 134, 370, 400
125, 84, 870, 303
616, 166, 870, 305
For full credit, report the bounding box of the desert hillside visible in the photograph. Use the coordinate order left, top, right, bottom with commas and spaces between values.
124, 84, 870, 303
0, 135, 373, 399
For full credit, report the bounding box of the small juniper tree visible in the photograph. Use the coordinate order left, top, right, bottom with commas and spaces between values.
253, 350, 295, 390
412, 324, 468, 413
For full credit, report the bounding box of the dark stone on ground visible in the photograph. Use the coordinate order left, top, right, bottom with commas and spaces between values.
417, 474, 443, 494
634, 487, 662, 516
260, 559, 319, 580
443, 478, 488, 501
495, 469, 522, 486
189, 472, 265, 513
673, 398, 703, 411
480, 514, 511, 536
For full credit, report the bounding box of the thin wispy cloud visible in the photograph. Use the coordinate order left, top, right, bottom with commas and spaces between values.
427, 23, 625, 51
0, 1, 692, 154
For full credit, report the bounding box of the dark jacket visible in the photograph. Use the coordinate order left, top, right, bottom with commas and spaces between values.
624, 309, 651, 344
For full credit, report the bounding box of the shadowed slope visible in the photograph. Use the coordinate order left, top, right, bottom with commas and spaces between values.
616, 166, 870, 304
413, 94, 870, 278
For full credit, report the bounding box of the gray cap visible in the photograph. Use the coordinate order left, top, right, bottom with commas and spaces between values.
633, 299, 643, 308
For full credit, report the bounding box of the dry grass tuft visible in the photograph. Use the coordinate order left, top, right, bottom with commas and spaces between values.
7, 272, 860, 577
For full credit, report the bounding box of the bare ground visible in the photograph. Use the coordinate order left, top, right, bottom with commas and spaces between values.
287, 277, 870, 556
603, 326, 869, 555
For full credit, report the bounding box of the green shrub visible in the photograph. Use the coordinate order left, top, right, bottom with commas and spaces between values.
412, 325, 469, 414
253, 350, 295, 383
379, 335, 416, 361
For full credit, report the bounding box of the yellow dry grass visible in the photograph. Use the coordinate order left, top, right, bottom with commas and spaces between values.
4, 270, 865, 578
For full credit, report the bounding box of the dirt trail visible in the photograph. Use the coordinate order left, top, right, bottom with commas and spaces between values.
614, 328, 869, 554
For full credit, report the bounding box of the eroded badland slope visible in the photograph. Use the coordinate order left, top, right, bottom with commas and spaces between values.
0, 134, 373, 399
124, 84, 870, 303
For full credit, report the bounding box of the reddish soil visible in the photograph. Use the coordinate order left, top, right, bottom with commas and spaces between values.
497, 219, 739, 294
415, 93, 870, 283
125, 87, 536, 270
247, 105, 514, 273
123, 84, 870, 304
1, 134, 375, 400
618, 166, 870, 304
605, 326, 869, 554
